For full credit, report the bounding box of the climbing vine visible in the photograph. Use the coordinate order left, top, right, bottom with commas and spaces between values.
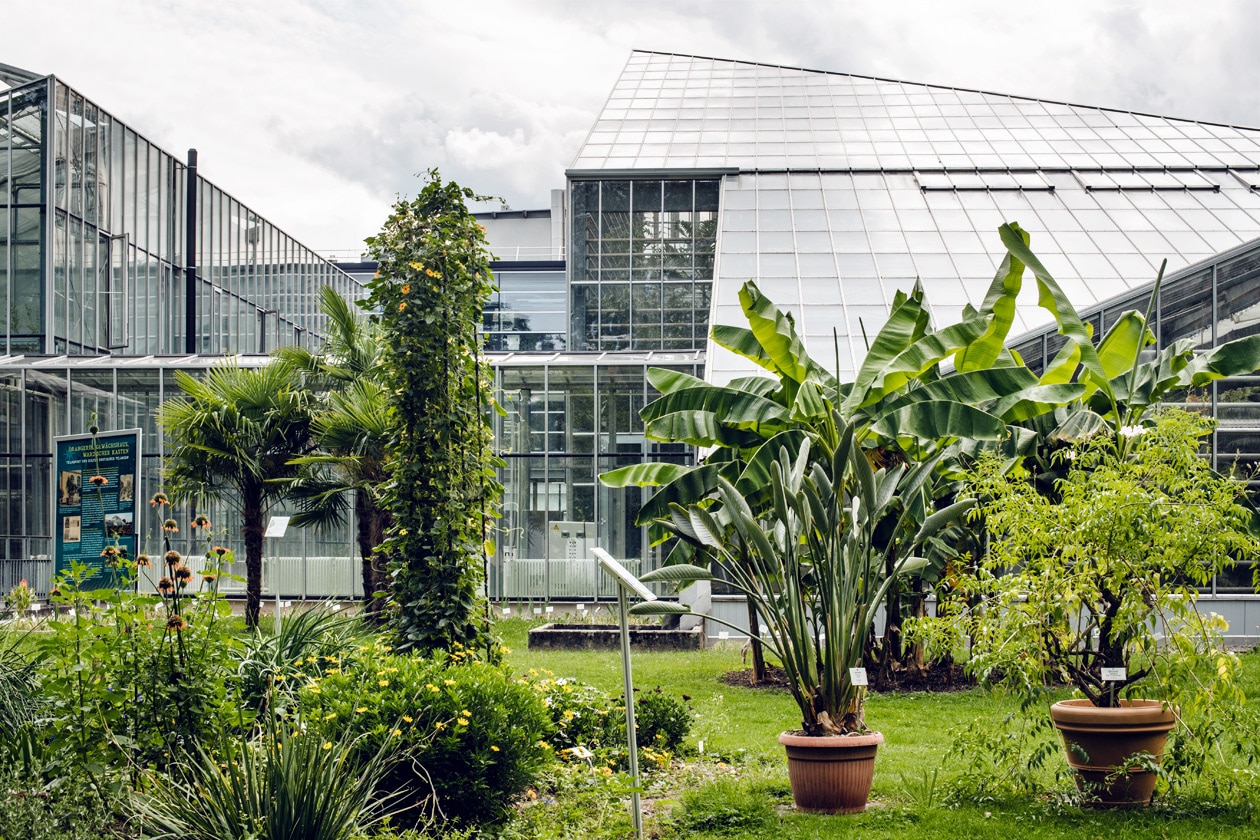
365, 170, 501, 656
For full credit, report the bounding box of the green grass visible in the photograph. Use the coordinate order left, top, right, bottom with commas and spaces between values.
498, 618, 1260, 839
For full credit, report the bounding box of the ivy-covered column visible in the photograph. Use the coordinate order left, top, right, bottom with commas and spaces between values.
365, 171, 501, 655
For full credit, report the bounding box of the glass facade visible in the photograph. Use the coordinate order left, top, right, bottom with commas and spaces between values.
487, 352, 700, 599
569, 178, 718, 351
0, 357, 360, 598
0, 69, 363, 597
1, 75, 362, 356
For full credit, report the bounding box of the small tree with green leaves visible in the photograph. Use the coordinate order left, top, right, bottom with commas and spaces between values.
365, 170, 501, 655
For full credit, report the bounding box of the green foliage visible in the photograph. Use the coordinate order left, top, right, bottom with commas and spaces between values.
670, 777, 780, 836
0, 758, 120, 840
635, 686, 694, 751
0, 631, 38, 740
32, 548, 239, 789
364, 169, 501, 656
298, 639, 552, 827
158, 361, 312, 627
913, 409, 1257, 712
130, 713, 400, 840
234, 606, 363, 715
643, 421, 973, 735
279, 286, 393, 620
521, 673, 693, 768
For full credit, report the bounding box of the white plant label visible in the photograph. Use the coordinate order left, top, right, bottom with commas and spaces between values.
501, 607, 512, 615
546, 606, 554, 614
718, 631, 730, 639
1101, 667, 1127, 682
532, 607, 542, 615
577, 603, 586, 611
849, 667, 869, 687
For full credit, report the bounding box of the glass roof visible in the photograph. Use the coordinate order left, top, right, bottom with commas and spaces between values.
572, 52, 1260, 385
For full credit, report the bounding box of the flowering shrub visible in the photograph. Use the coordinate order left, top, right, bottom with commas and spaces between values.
520, 671, 694, 770
298, 640, 552, 827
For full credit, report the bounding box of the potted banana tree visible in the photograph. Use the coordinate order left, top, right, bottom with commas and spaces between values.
635, 417, 974, 813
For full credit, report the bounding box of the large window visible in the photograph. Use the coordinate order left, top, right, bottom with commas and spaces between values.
570, 178, 718, 351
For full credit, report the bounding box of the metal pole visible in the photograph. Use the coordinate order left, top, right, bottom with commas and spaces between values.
184, 149, 197, 353
618, 584, 643, 840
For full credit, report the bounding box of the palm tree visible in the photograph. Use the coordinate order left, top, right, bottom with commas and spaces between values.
158, 362, 312, 628
277, 286, 394, 622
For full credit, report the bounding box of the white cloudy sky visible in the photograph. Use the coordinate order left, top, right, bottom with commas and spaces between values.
5, 0, 1258, 257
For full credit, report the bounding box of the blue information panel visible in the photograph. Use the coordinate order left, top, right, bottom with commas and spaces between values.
53, 429, 142, 588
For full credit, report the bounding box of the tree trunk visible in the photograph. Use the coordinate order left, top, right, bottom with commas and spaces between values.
358, 492, 391, 625
242, 496, 265, 630
746, 599, 767, 683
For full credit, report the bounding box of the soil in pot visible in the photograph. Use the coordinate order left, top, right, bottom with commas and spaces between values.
777, 731, 883, 814
1049, 699, 1176, 806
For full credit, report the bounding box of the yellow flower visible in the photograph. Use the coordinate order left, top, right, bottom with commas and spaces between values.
444, 679, 456, 686
378, 679, 390, 687
390, 729, 402, 737
461, 709, 471, 717
457, 718, 469, 726
435, 721, 446, 730
490, 745, 500, 752
355, 707, 368, 714
322, 742, 333, 751
402, 715, 414, 723
398, 302, 407, 311
309, 685, 321, 695
402, 284, 411, 294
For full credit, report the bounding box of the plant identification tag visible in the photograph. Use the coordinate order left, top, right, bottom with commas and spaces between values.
577, 603, 586, 611
501, 606, 511, 615
533, 607, 542, 615
849, 667, 869, 686
1101, 667, 1127, 682
546, 605, 554, 613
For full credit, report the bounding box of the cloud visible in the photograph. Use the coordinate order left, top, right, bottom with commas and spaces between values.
7, 0, 1259, 254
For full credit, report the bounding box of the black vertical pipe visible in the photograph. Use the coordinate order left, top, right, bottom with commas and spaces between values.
185, 149, 198, 353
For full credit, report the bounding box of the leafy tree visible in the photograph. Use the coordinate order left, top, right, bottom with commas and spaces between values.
158, 362, 312, 628
364, 170, 501, 655
278, 286, 393, 622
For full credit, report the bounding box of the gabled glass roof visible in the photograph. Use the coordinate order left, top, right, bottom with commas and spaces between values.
573, 51, 1260, 172
571, 52, 1260, 385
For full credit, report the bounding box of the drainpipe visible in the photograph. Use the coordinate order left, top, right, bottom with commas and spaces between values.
185, 149, 197, 353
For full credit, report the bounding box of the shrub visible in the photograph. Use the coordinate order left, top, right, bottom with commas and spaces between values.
299, 640, 553, 827
235, 605, 363, 714
0, 758, 120, 839
131, 713, 400, 840
521, 673, 693, 770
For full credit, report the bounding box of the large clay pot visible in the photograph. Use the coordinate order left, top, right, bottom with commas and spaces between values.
1049, 699, 1176, 806
778, 731, 883, 813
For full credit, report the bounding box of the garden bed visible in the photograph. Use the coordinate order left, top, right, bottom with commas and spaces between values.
527, 622, 705, 651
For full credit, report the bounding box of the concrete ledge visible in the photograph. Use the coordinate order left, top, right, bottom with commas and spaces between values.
528, 622, 706, 651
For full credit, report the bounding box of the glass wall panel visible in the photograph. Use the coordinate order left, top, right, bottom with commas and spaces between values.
570, 178, 719, 351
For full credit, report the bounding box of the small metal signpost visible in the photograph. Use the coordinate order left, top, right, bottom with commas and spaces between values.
264, 515, 290, 633
592, 547, 655, 840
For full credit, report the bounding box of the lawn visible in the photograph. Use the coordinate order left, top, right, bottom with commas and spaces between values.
497, 618, 1260, 839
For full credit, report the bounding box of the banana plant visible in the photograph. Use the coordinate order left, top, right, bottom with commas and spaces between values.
632, 419, 975, 735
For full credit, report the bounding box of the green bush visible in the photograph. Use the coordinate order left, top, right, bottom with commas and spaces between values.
299, 640, 553, 827
521, 672, 693, 770
0, 758, 119, 840
634, 686, 693, 751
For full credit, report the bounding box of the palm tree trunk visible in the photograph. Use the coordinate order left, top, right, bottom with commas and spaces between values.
243, 499, 264, 629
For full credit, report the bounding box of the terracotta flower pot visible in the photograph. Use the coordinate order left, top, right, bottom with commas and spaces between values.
1049, 699, 1176, 806
778, 730, 883, 813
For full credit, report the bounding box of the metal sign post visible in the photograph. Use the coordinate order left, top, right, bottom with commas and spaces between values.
264, 515, 290, 634
592, 547, 655, 840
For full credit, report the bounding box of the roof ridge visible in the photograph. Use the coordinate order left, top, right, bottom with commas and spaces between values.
628, 49, 1260, 134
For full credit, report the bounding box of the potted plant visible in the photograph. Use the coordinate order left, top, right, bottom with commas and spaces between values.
914, 408, 1258, 805
635, 417, 974, 813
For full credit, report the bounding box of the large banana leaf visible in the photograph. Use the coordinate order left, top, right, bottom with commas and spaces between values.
844, 286, 930, 411
639, 385, 789, 428
1095, 310, 1153, 380
598, 462, 695, 489
868, 401, 1006, 447
643, 411, 765, 448
632, 463, 722, 527
954, 244, 1029, 372
1185, 334, 1260, 388
738, 281, 812, 384
646, 367, 708, 394
997, 222, 1113, 405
